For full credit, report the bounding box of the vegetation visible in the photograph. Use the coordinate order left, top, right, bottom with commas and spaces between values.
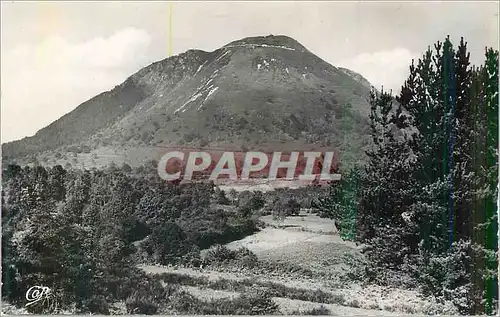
169, 288, 279, 315
1, 165, 258, 313
156, 272, 345, 305
313, 168, 361, 240
315, 36, 498, 314
271, 196, 301, 220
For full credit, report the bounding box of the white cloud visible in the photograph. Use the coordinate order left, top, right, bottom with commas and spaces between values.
337, 48, 418, 94
1, 27, 152, 142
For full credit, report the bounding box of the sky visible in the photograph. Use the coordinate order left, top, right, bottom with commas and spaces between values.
1, 1, 498, 143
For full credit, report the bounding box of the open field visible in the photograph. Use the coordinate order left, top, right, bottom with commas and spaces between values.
140, 213, 457, 315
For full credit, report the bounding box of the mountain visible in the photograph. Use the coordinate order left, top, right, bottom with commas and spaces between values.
338, 67, 372, 91
2, 35, 373, 170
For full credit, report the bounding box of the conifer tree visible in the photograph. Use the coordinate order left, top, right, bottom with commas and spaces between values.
482, 47, 499, 314
356, 88, 416, 270
361, 36, 498, 313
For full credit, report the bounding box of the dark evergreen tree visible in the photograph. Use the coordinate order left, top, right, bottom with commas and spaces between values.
357, 87, 415, 272
359, 36, 498, 313
482, 47, 499, 315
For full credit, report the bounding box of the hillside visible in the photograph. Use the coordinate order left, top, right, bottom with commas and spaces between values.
2, 35, 373, 169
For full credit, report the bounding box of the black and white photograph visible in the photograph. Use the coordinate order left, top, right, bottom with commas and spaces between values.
1, 1, 499, 315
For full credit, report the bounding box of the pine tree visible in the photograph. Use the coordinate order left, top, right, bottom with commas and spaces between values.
356, 87, 416, 271
482, 47, 499, 314
451, 37, 475, 242
363, 36, 498, 313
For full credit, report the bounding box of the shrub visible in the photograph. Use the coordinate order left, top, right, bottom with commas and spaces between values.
24, 295, 60, 314
170, 291, 204, 314
181, 245, 202, 267
125, 293, 158, 314
81, 295, 110, 314
124, 278, 165, 314
140, 222, 189, 265
170, 288, 279, 315
228, 189, 238, 203
215, 188, 231, 205
183, 133, 196, 143
272, 197, 301, 219
121, 163, 132, 173
204, 289, 279, 315
313, 168, 360, 241
237, 191, 265, 216
230, 289, 279, 315
234, 247, 259, 268
199, 139, 209, 147
416, 239, 486, 315
204, 244, 235, 264
291, 305, 331, 315
141, 131, 154, 144
309, 305, 332, 315
81, 145, 91, 153
202, 245, 258, 268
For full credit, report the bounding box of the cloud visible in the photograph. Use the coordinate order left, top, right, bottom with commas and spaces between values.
1, 27, 152, 142
337, 48, 418, 94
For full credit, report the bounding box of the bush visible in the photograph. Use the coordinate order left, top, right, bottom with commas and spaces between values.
199, 139, 209, 147
215, 188, 231, 205
1, 164, 260, 313
204, 244, 235, 264
308, 305, 332, 315
24, 295, 60, 314
125, 294, 158, 314
228, 189, 238, 203
170, 291, 203, 314
141, 222, 189, 265
228, 289, 279, 315
291, 305, 331, 315
237, 191, 265, 216
272, 197, 301, 220
203, 245, 258, 268
81, 145, 91, 153
124, 278, 165, 314
416, 240, 488, 315
81, 295, 110, 315
121, 163, 132, 173
141, 131, 154, 144
204, 289, 279, 315
183, 133, 197, 143
169, 288, 279, 315
180, 245, 202, 267
234, 247, 259, 268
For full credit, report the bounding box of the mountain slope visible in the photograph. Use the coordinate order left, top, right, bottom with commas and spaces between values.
2, 35, 373, 169
338, 67, 372, 91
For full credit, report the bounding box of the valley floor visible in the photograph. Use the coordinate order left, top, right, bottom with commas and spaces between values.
139, 213, 457, 315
